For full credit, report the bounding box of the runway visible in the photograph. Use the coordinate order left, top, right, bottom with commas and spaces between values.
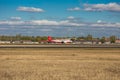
0, 44, 120, 48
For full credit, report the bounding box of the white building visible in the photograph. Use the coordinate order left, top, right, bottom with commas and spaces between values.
0, 41, 10, 44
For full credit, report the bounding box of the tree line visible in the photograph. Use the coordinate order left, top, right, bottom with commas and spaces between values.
0, 34, 117, 43
0, 34, 47, 42
69, 35, 117, 43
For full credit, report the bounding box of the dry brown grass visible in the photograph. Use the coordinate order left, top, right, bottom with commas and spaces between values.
0, 48, 120, 80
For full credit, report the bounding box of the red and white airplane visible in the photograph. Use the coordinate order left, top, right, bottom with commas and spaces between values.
47, 36, 72, 44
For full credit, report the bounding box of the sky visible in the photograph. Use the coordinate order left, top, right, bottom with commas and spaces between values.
0, 0, 120, 37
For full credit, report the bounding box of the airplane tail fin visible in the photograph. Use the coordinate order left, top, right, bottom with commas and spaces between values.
48, 36, 52, 42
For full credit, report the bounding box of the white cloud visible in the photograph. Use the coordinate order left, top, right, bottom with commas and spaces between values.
0, 19, 120, 28
10, 17, 21, 20
89, 22, 120, 27
67, 3, 120, 12
0, 20, 24, 25
67, 16, 75, 19
97, 20, 102, 23
68, 7, 80, 11
29, 20, 59, 26
84, 3, 120, 12
59, 20, 85, 26
0, 19, 84, 27
17, 6, 44, 12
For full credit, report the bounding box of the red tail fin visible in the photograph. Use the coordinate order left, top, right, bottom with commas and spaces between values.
48, 36, 52, 41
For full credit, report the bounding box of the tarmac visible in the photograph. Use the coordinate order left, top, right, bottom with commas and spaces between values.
0, 44, 120, 48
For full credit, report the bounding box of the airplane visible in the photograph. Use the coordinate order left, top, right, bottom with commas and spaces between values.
47, 36, 72, 44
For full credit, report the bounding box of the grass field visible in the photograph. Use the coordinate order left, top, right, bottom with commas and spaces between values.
0, 48, 120, 80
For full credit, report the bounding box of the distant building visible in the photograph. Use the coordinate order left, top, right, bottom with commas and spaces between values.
104, 41, 111, 44
98, 42, 102, 44
0, 41, 10, 44
82, 41, 93, 44
115, 39, 120, 44
12, 41, 22, 44
23, 40, 39, 44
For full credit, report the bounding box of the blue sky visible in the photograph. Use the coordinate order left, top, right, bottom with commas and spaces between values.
0, 0, 120, 37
